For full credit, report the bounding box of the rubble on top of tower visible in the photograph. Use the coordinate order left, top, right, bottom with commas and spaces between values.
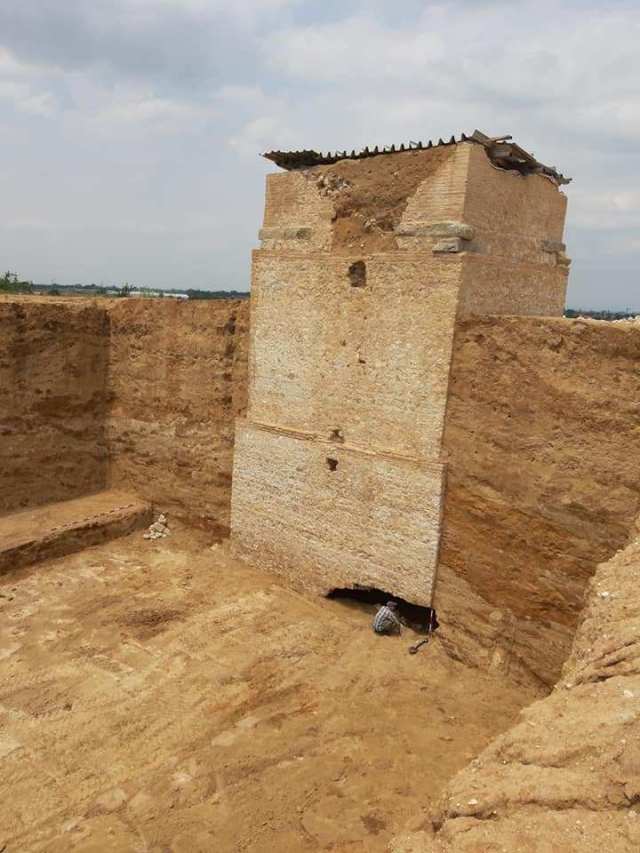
263, 129, 571, 186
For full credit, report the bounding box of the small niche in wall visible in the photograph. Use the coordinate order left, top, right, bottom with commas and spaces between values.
329, 428, 344, 443
348, 260, 366, 288
326, 457, 339, 472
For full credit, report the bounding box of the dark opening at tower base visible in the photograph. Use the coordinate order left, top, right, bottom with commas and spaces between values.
327, 586, 438, 635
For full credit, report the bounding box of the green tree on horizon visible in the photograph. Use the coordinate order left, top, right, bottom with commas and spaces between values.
0, 270, 33, 294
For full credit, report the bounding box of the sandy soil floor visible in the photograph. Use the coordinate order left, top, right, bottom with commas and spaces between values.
0, 527, 536, 852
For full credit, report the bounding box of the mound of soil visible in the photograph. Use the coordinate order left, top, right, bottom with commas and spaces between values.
307, 147, 455, 252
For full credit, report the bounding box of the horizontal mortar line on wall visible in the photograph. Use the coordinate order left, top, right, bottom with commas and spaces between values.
465, 227, 564, 240
252, 250, 467, 262
252, 249, 564, 270
241, 418, 445, 471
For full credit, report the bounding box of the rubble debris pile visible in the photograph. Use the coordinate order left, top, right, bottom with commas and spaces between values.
263, 129, 571, 186
143, 513, 170, 541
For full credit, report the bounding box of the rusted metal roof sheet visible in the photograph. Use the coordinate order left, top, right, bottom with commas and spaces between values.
263, 129, 571, 186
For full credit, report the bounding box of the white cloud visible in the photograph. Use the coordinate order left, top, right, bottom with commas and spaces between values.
216, 85, 269, 106
570, 189, 640, 230
0, 47, 27, 74
265, 3, 640, 142
229, 115, 291, 157
0, 46, 58, 115
89, 90, 217, 130
0, 0, 639, 306
0, 80, 56, 115
267, 16, 446, 82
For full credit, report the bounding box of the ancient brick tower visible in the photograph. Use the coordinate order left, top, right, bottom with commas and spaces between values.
231, 132, 570, 606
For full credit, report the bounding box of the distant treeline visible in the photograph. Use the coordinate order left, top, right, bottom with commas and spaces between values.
184, 289, 249, 300
0, 272, 249, 300
0, 271, 33, 293
565, 308, 638, 320
2, 272, 633, 313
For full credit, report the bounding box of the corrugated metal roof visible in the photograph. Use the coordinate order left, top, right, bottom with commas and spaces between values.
263, 129, 571, 186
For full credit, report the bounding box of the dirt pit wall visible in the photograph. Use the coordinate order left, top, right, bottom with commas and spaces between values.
438, 316, 640, 688
0, 297, 249, 536
0, 300, 109, 514
107, 299, 249, 534
393, 523, 640, 853
4, 298, 640, 686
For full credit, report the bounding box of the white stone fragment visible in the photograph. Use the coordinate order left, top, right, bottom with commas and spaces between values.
143, 512, 170, 542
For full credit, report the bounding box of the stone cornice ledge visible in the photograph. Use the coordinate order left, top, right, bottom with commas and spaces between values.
396, 221, 475, 241
259, 226, 313, 241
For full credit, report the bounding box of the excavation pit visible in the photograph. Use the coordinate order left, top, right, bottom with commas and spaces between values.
0, 530, 536, 852
5, 127, 640, 851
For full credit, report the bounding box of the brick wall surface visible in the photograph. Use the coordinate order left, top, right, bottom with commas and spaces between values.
459, 254, 568, 317
232, 139, 571, 604
261, 171, 334, 251
231, 421, 444, 603
249, 251, 462, 460
400, 143, 470, 227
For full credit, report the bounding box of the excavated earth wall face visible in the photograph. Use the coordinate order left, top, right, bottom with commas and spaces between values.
0, 301, 109, 514
392, 525, 640, 853
232, 141, 569, 605
107, 299, 249, 535
6, 297, 640, 690
438, 316, 640, 688
0, 298, 249, 536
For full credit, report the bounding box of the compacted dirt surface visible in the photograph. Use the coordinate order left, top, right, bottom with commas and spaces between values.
0, 527, 536, 853
0, 490, 151, 575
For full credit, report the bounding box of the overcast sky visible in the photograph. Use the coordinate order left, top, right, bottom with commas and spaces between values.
0, 1, 638, 308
